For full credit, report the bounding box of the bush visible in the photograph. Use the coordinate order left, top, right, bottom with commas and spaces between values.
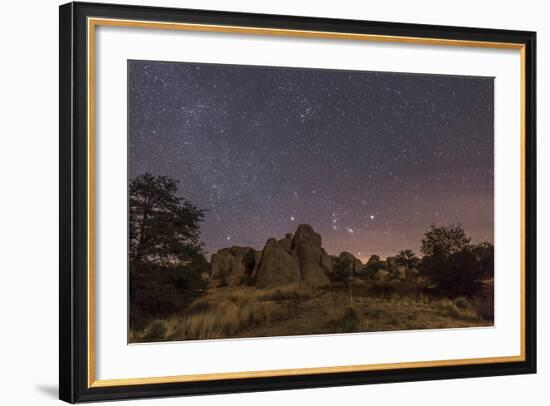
142, 320, 167, 341
439, 299, 478, 321
329, 307, 366, 333
129, 259, 208, 331
474, 283, 494, 322
421, 248, 483, 298
257, 284, 313, 301
454, 296, 470, 309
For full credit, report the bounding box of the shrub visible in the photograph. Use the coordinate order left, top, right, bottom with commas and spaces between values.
441, 300, 461, 319
142, 320, 167, 341
421, 248, 483, 298
129, 260, 208, 331
258, 284, 313, 301
474, 284, 494, 322
439, 299, 478, 321
329, 307, 366, 333
395, 249, 420, 269
454, 296, 470, 309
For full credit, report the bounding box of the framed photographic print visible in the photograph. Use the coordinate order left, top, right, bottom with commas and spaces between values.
59, 2, 537, 403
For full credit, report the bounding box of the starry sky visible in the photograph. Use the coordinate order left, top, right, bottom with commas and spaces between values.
128, 60, 494, 261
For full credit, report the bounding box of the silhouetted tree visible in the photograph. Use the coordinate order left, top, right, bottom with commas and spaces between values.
129, 173, 208, 331
472, 242, 494, 279
395, 249, 419, 268
420, 223, 471, 257
420, 224, 487, 298
129, 173, 206, 265
421, 247, 482, 297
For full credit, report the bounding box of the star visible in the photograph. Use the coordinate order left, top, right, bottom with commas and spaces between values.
129, 60, 494, 258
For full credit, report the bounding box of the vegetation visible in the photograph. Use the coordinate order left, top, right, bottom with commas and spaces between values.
328, 306, 366, 333
127, 174, 494, 342
395, 249, 420, 269
365, 255, 386, 274
129, 173, 206, 264
420, 223, 471, 257
129, 173, 208, 331
419, 224, 493, 298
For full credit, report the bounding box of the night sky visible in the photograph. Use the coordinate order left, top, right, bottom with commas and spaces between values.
128, 60, 494, 261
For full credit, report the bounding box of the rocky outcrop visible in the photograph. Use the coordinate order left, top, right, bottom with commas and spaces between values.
277, 233, 294, 254
210, 248, 235, 279
210, 224, 337, 288
386, 256, 398, 274
245, 249, 263, 279
395, 265, 408, 280
374, 269, 392, 282
320, 248, 333, 274
210, 246, 257, 286
407, 267, 419, 279
338, 251, 364, 277
255, 238, 301, 287
292, 224, 331, 287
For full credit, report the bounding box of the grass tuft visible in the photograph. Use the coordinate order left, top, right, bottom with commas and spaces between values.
328, 306, 367, 333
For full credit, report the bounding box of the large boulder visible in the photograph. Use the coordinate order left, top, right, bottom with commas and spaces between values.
277, 233, 294, 253
338, 251, 364, 277
407, 267, 419, 279
374, 269, 392, 282
255, 238, 301, 287
292, 224, 330, 287
210, 248, 235, 279
320, 248, 333, 274
364, 255, 386, 276
386, 256, 398, 274
211, 246, 255, 286
245, 249, 263, 279
396, 265, 407, 280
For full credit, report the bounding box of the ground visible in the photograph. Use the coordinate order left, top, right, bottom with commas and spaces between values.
130, 279, 493, 343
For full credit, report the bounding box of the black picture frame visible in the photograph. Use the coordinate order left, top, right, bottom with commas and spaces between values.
59, 2, 537, 403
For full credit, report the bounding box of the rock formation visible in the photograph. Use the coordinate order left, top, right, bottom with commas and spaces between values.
210, 248, 235, 279
385, 256, 398, 274
320, 248, 333, 274
255, 237, 301, 288
210, 246, 257, 286
395, 265, 408, 280
338, 251, 364, 277
374, 269, 392, 282
292, 224, 331, 287
209, 224, 333, 288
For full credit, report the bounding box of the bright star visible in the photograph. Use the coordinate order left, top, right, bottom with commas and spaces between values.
370, 215, 375, 220
290, 216, 295, 221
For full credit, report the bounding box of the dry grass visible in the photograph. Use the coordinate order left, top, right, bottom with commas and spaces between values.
131, 285, 310, 341
130, 281, 493, 343
327, 306, 367, 333
163, 299, 284, 340
438, 298, 479, 321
